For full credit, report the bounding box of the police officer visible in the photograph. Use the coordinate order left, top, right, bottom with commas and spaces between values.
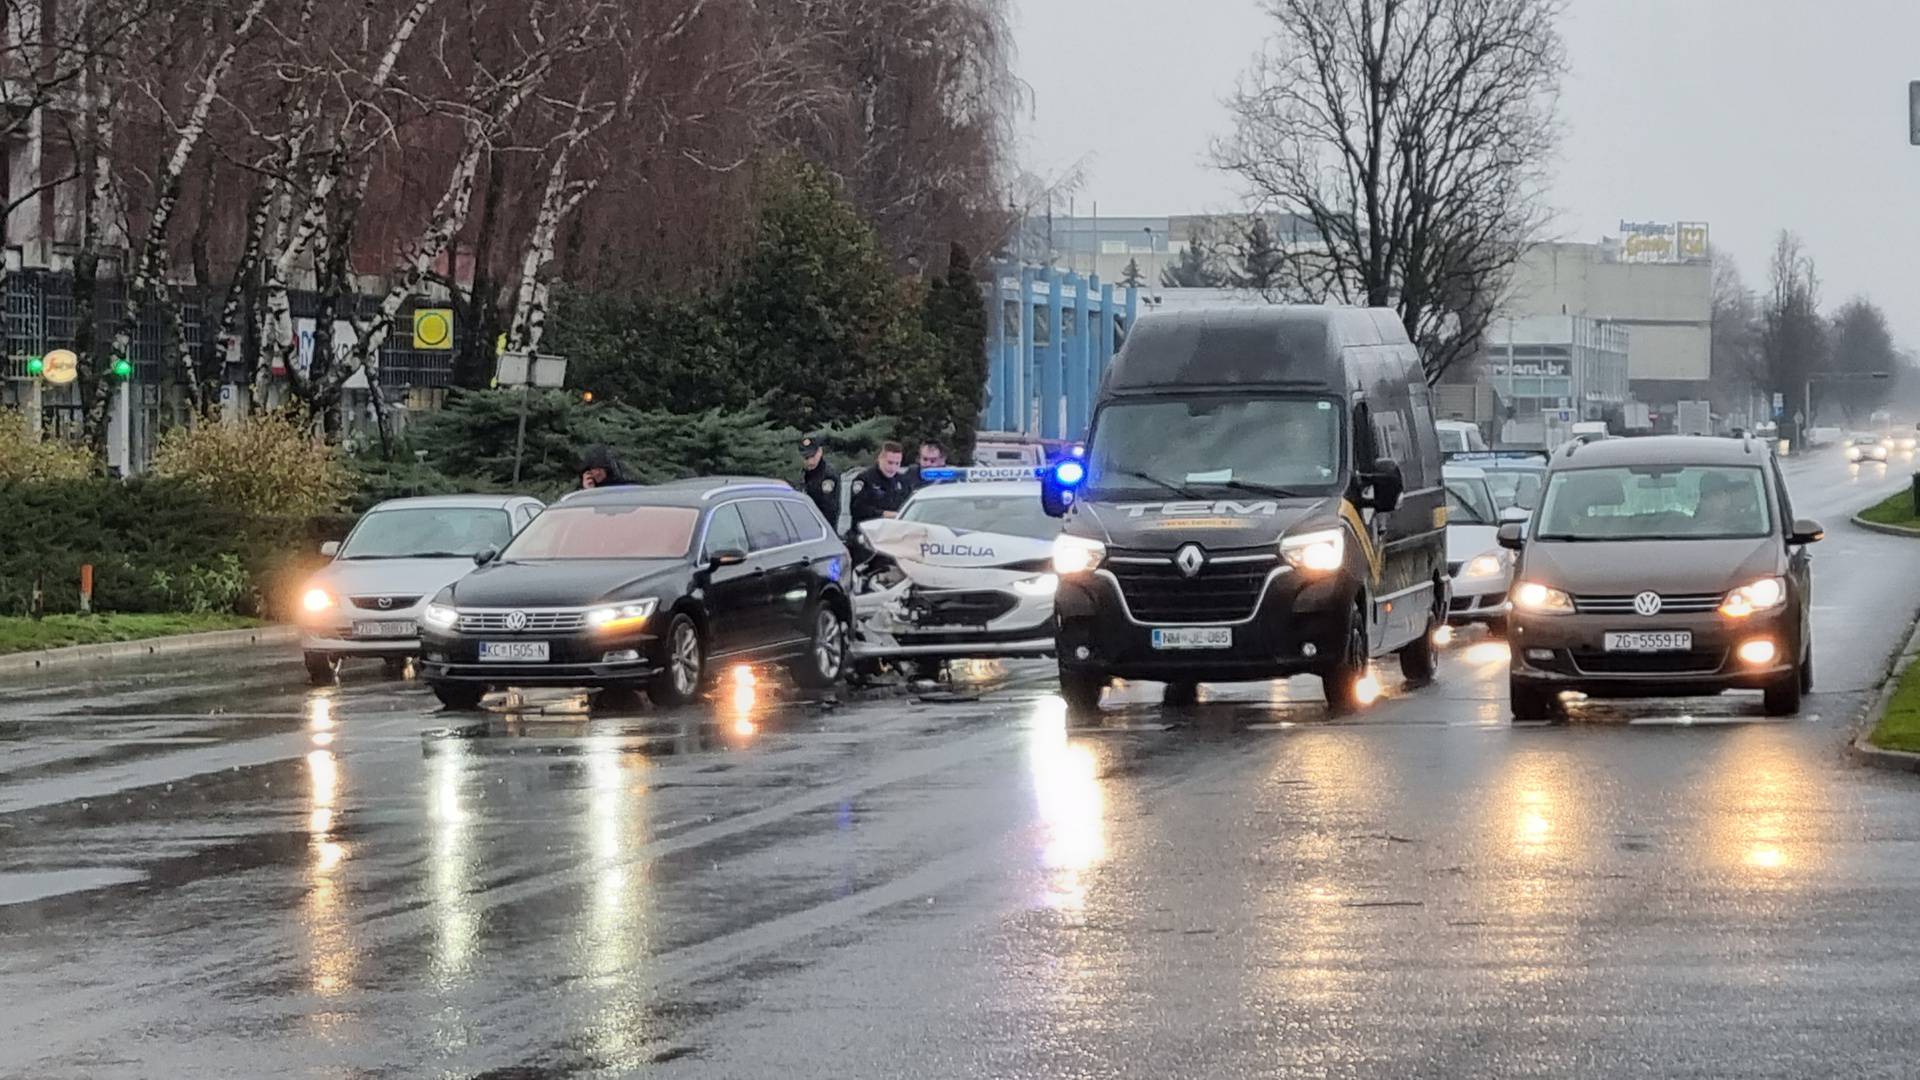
849, 441, 911, 530
799, 434, 839, 526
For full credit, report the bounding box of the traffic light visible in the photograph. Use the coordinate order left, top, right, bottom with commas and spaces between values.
24, 356, 43, 377
110, 358, 132, 380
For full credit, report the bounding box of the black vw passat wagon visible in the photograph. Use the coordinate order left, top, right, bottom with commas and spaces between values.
418, 478, 854, 709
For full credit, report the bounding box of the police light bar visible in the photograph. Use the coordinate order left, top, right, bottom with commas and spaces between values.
920, 466, 1048, 483
1445, 450, 1548, 463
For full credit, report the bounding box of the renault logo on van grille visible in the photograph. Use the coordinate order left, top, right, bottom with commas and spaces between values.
1633, 591, 1663, 617
1175, 544, 1207, 578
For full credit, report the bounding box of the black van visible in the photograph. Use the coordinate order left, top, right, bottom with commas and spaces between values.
1041, 306, 1448, 717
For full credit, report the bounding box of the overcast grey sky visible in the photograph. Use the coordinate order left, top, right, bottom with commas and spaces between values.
1013, 0, 1920, 342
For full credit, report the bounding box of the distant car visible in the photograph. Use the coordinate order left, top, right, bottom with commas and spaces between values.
1502, 436, 1822, 721
1436, 420, 1489, 454
852, 470, 1063, 663
1846, 434, 1888, 463
416, 479, 853, 710
298, 495, 544, 684
1445, 450, 1547, 516
1443, 464, 1511, 630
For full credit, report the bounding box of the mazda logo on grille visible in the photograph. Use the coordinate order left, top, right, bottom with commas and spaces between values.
1175, 544, 1206, 578
376, 596, 394, 610
1633, 591, 1662, 616
504, 610, 529, 631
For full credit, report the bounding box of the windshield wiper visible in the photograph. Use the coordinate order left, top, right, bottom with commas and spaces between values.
1210, 478, 1314, 500
1098, 468, 1198, 498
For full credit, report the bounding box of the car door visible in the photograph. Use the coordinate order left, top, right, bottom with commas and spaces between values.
1773, 462, 1814, 658
698, 503, 764, 658
738, 499, 809, 650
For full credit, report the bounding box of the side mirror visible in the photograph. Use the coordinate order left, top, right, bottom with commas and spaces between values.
1040, 483, 1074, 518
320, 541, 340, 558
1499, 505, 1530, 524
1363, 459, 1403, 512
707, 548, 749, 568
1497, 522, 1527, 551
472, 548, 498, 566
1789, 518, 1824, 546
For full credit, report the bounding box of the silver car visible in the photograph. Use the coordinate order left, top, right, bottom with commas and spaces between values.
299, 495, 544, 682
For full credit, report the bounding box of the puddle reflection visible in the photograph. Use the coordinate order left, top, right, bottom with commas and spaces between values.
301, 744, 355, 1000
1027, 697, 1107, 912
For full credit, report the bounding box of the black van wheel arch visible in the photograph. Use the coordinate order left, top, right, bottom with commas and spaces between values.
1321, 606, 1368, 714
1396, 582, 1444, 685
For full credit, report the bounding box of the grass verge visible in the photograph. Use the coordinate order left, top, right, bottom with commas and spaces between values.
1858, 489, 1920, 530
1870, 654, 1920, 753
0, 613, 263, 656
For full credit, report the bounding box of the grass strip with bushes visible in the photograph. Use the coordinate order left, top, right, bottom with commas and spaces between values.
1859, 490, 1920, 531
0, 613, 263, 656
1870, 653, 1920, 754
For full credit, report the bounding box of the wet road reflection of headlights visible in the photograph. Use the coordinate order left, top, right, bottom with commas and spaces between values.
1029, 697, 1107, 911
303, 748, 354, 997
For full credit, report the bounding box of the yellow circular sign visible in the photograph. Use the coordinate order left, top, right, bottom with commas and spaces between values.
41, 348, 78, 385
412, 309, 453, 349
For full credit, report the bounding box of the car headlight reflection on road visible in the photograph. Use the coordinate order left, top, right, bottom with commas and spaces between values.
586, 599, 658, 633
1052, 535, 1106, 576
1459, 551, 1508, 580
1280, 528, 1345, 573
1013, 573, 1059, 597
1512, 581, 1574, 614
302, 588, 334, 613
422, 603, 459, 629
1720, 576, 1786, 618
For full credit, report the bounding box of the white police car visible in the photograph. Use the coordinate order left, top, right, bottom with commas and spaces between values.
852, 468, 1065, 661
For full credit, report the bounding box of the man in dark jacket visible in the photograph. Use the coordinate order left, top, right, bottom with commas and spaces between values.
799, 434, 839, 526
848, 441, 911, 531
903, 439, 948, 493
578, 445, 634, 489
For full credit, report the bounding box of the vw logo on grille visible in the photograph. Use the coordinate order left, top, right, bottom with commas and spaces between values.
1175, 544, 1207, 578
504, 610, 530, 631
1633, 591, 1662, 616
376, 596, 394, 610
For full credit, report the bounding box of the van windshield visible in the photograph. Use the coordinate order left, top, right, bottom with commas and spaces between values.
1086, 396, 1342, 497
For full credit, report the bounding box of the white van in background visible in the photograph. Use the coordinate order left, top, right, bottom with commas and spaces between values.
1436, 419, 1489, 454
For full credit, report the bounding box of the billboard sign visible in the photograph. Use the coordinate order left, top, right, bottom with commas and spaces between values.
1619, 220, 1708, 264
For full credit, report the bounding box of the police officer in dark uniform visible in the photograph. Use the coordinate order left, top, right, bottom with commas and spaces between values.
848, 440, 912, 531
799, 434, 839, 527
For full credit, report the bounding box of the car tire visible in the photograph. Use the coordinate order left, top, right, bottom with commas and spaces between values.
1397, 614, 1439, 686
1509, 676, 1559, 723
1321, 615, 1368, 715
1763, 669, 1803, 716
1799, 648, 1813, 694
1059, 667, 1107, 725
304, 651, 340, 685
1162, 680, 1200, 707
430, 682, 485, 711
791, 603, 849, 690
649, 613, 707, 707
382, 656, 411, 679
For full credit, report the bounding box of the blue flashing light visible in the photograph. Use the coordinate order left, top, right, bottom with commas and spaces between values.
921, 467, 961, 482
1054, 460, 1086, 487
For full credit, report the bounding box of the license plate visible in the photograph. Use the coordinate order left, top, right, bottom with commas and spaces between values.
1603, 631, 1692, 653
478, 641, 550, 663
352, 620, 417, 638
1151, 627, 1233, 650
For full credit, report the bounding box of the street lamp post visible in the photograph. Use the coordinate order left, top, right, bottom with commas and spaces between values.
1142, 226, 1157, 302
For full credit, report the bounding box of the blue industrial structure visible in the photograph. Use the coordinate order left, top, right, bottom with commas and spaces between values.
980, 262, 1139, 440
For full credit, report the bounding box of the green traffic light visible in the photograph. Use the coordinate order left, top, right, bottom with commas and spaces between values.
110, 358, 132, 379
24, 356, 43, 376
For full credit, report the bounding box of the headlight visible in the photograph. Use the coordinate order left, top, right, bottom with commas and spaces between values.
1459, 551, 1508, 579
1052, 535, 1106, 576
302, 588, 333, 613
1280, 528, 1345, 574
1846, 447, 1861, 460
1720, 576, 1786, 618
422, 603, 459, 629
1013, 573, 1059, 597
1512, 581, 1574, 614
586, 598, 659, 632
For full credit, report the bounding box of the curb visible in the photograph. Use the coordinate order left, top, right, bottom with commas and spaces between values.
1848, 617, 1920, 775
0, 625, 298, 677
1851, 513, 1920, 539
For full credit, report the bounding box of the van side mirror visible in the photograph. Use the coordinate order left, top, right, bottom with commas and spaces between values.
707, 548, 749, 568
320, 541, 340, 558
1789, 518, 1824, 546
1362, 459, 1403, 512
1040, 483, 1074, 518
473, 548, 498, 566
1497, 522, 1527, 550
1499, 505, 1530, 525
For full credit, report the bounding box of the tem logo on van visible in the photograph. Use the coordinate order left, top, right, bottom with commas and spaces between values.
1119, 501, 1280, 518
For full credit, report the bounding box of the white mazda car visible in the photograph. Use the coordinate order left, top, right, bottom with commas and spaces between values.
1443, 464, 1512, 631
852, 471, 1063, 663
298, 494, 544, 683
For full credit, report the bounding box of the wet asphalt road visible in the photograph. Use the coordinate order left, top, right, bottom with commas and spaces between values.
5, 454, 1920, 1079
